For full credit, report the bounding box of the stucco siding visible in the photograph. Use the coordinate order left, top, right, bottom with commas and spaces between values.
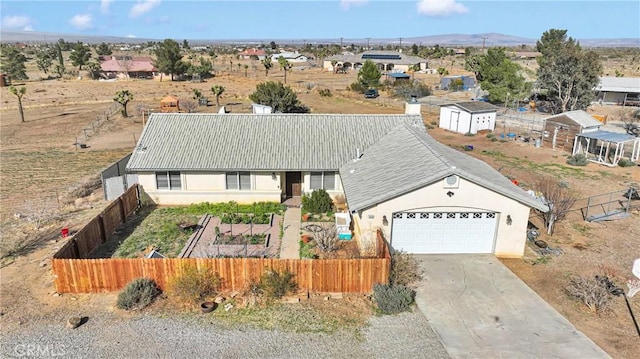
302, 171, 345, 198
357, 177, 532, 257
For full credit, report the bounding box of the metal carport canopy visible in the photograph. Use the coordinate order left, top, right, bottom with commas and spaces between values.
578, 130, 636, 143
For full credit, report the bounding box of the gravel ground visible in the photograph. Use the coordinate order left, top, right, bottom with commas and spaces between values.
1, 309, 449, 358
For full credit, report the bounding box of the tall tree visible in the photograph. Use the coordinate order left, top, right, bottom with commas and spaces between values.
182, 39, 190, 50
114, 90, 133, 117
536, 29, 602, 113
86, 60, 101, 80
211, 85, 225, 107
35, 47, 56, 74
277, 56, 292, 84
261, 57, 273, 77
475, 47, 530, 104
9, 86, 27, 123
357, 60, 382, 89
0, 45, 28, 80
249, 81, 309, 113
243, 64, 249, 77
96, 42, 112, 56
55, 43, 65, 78
153, 39, 188, 81
69, 43, 92, 70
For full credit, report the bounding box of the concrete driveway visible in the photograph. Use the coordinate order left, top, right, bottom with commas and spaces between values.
414, 255, 610, 359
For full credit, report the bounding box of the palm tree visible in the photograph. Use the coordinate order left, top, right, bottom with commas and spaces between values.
211, 85, 225, 107
9, 86, 27, 123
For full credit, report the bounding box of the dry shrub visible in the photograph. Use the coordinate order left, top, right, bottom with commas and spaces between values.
390, 251, 423, 287
169, 266, 221, 303
565, 275, 612, 313
260, 269, 297, 299
314, 224, 338, 253
67, 175, 102, 200
117, 278, 161, 310
572, 242, 588, 250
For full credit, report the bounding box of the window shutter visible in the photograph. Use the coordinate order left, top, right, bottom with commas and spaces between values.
226, 172, 238, 190
323, 172, 335, 190
310, 172, 322, 190
156, 172, 169, 189
239, 172, 251, 190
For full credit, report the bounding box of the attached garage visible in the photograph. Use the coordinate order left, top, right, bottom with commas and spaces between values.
391, 211, 497, 254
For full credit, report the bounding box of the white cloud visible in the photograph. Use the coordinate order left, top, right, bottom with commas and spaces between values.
416, 0, 469, 17
69, 14, 93, 30
129, 0, 161, 18
100, 0, 113, 13
1, 15, 33, 30
127, 34, 137, 38
340, 0, 368, 10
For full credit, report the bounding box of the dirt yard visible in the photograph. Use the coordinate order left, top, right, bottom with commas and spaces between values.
1, 58, 639, 356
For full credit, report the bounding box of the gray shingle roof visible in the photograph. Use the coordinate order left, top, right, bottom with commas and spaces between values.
126, 113, 423, 171
545, 110, 602, 129
443, 101, 498, 113
339, 124, 548, 212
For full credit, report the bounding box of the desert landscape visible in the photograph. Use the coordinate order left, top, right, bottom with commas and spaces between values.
1, 48, 639, 357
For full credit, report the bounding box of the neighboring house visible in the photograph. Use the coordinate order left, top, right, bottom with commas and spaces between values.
440, 75, 476, 91
542, 110, 602, 151
324, 51, 427, 73
439, 101, 498, 134
160, 96, 180, 113
127, 105, 545, 257
238, 48, 266, 60
99, 56, 157, 79
594, 77, 640, 106
270, 52, 308, 63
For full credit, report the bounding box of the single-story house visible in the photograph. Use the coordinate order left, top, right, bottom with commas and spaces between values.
270, 52, 308, 63
542, 110, 602, 151
238, 48, 266, 60
99, 56, 157, 79
439, 101, 498, 134
324, 51, 427, 73
595, 77, 640, 106
440, 75, 475, 91
126, 106, 546, 257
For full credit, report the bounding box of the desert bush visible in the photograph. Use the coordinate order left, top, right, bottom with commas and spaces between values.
490, 137, 498, 142
301, 189, 333, 214
464, 132, 475, 137
350, 82, 367, 93
299, 240, 318, 259
373, 284, 416, 314
392, 80, 432, 99
260, 269, 297, 299
565, 275, 612, 313
618, 158, 636, 167
318, 88, 332, 97
566, 153, 588, 166
390, 251, 423, 287
486, 133, 496, 139
314, 223, 338, 253
116, 278, 161, 310
169, 266, 221, 302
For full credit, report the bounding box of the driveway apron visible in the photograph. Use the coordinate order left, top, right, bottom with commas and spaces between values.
414, 254, 610, 359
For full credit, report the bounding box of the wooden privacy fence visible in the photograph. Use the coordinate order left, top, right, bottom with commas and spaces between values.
51, 257, 390, 294
54, 184, 140, 259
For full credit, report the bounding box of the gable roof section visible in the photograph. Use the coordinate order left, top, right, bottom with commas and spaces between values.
339, 124, 547, 212
127, 113, 422, 171
443, 101, 498, 113
596, 77, 640, 93
545, 110, 602, 128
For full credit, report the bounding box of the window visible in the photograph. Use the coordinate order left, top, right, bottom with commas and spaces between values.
310, 171, 335, 191
226, 172, 251, 190
156, 171, 181, 190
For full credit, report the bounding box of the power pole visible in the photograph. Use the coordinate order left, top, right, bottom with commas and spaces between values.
366, 37, 371, 50
398, 37, 403, 49
481, 37, 488, 51
340, 37, 343, 48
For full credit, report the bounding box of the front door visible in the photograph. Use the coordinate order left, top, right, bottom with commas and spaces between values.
285, 172, 302, 197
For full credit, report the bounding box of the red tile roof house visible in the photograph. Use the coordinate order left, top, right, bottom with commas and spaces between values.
238, 48, 266, 60
99, 56, 158, 79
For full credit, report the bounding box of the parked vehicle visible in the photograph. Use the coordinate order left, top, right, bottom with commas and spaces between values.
364, 89, 379, 98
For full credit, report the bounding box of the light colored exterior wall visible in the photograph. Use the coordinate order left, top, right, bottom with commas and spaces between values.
356, 177, 532, 257
439, 106, 472, 134
136, 171, 282, 205
471, 112, 497, 133
302, 171, 344, 198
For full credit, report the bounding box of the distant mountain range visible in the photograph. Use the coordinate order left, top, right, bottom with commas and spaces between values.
1, 30, 638, 48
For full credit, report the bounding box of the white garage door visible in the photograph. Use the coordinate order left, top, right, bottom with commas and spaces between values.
391, 211, 497, 254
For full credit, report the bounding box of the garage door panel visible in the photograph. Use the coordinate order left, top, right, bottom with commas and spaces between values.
391, 211, 497, 254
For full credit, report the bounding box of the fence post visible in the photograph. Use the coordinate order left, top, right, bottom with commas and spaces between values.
585, 196, 591, 220
98, 214, 107, 244
119, 197, 126, 224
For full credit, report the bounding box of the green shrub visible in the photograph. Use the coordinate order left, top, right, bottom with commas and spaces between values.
490, 137, 498, 142
299, 240, 317, 259
430, 120, 438, 126
464, 132, 475, 137
116, 278, 161, 310
301, 189, 333, 214
486, 133, 496, 139
373, 284, 415, 314
618, 158, 636, 167
567, 154, 588, 166
319, 88, 332, 97
169, 266, 221, 302
390, 251, 423, 287
260, 269, 297, 298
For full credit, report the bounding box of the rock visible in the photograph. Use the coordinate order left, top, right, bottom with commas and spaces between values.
214, 296, 225, 304
67, 316, 82, 329
229, 291, 240, 298
39, 262, 47, 268
53, 293, 61, 297
70, 297, 77, 301
224, 303, 233, 312
281, 296, 300, 304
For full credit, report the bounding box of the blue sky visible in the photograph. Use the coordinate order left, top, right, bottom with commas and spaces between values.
1, 1, 639, 41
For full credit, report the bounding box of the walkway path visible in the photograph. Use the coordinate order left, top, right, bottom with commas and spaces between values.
279, 199, 301, 259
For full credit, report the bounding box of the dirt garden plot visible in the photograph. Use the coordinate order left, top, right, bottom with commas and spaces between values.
1, 53, 640, 356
